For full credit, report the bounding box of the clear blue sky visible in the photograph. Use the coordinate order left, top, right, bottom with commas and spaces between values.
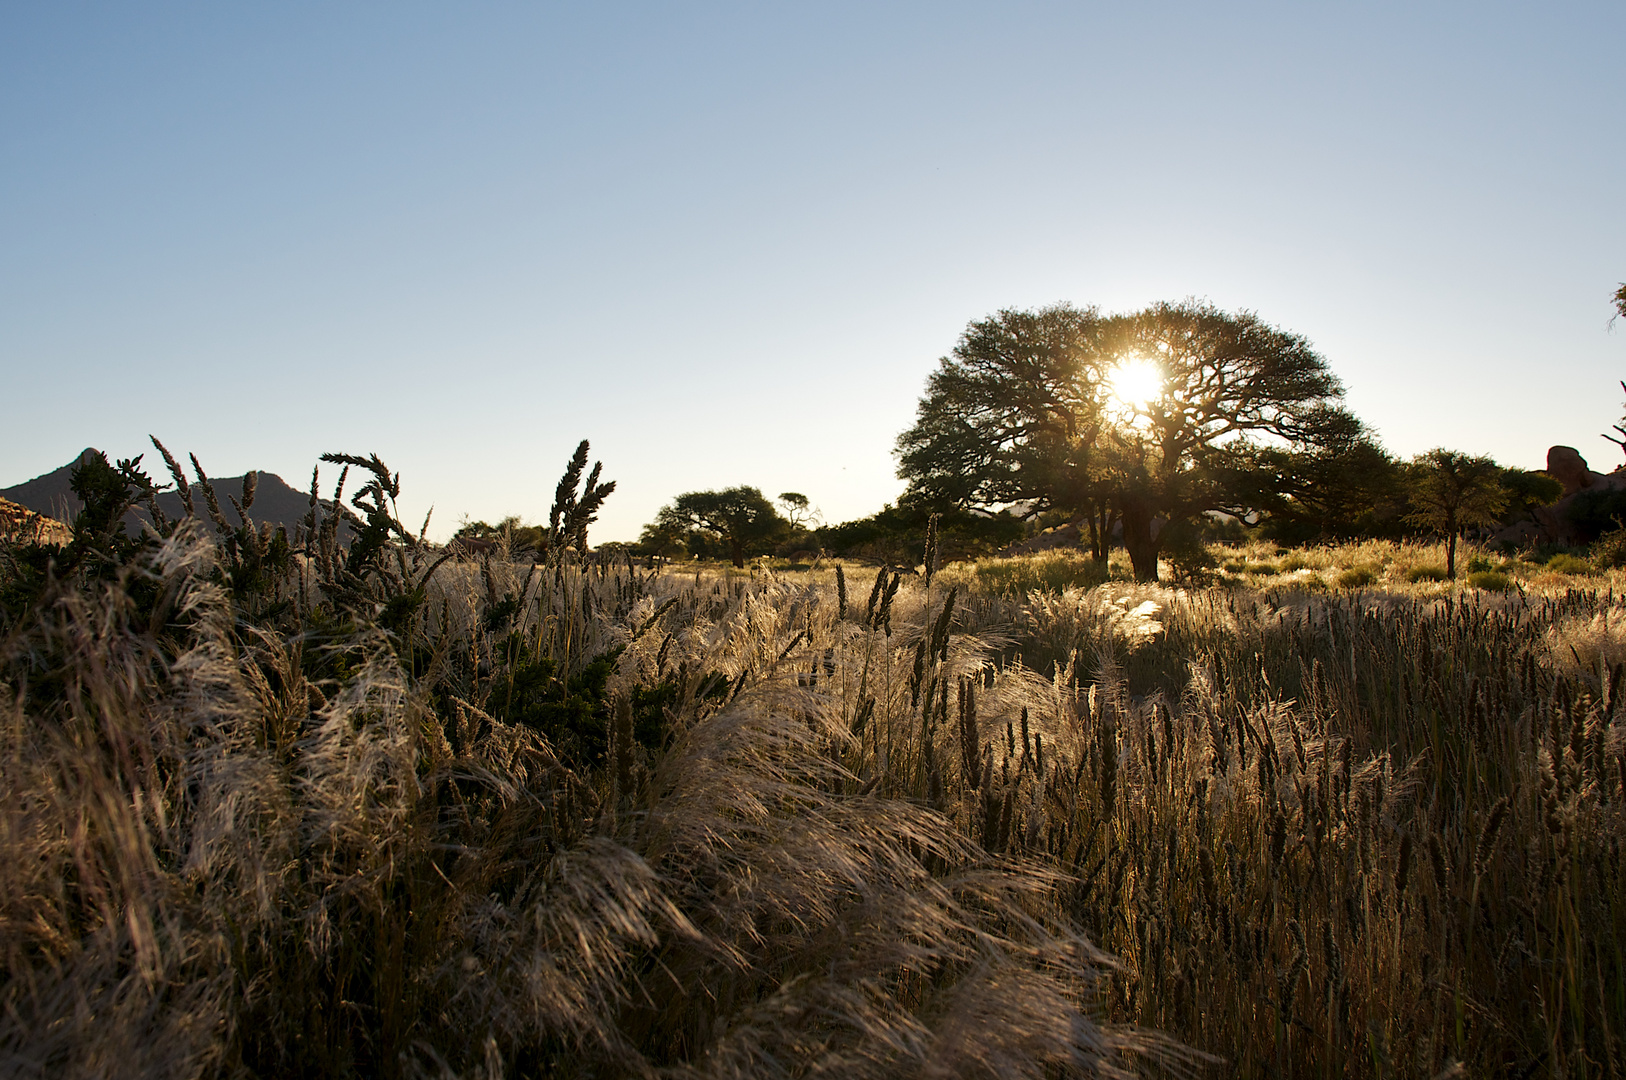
3, 2, 1622, 541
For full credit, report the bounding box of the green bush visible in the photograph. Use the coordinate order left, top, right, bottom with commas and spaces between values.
1337, 566, 1376, 588
1546, 553, 1594, 575
1464, 553, 1497, 574
1406, 564, 1448, 583
1468, 570, 1513, 591
1247, 562, 1280, 576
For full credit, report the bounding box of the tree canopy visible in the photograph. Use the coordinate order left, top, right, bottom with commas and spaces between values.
1403, 449, 1508, 579
642, 487, 789, 567
896, 300, 1359, 580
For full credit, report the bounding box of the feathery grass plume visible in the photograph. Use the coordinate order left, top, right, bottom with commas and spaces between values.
1394, 832, 1415, 898
1473, 796, 1511, 877
187, 451, 234, 536
922, 512, 939, 588
958, 676, 979, 787
150, 434, 194, 517
865, 565, 887, 625
835, 562, 847, 619
549, 439, 589, 538
876, 569, 902, 635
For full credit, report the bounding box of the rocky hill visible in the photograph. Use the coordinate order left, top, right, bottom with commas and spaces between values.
1, 449, 323, 538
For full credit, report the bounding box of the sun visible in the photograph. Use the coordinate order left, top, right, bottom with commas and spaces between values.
1106, 357, 1164, 411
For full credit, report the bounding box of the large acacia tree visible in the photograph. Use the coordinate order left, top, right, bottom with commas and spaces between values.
895, 305, 1117, 557
643, 487, 788, 568
896, 300, 1358, 580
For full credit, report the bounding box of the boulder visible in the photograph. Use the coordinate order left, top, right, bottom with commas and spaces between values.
1488, 445, 1626, 548
1546, 446, 1599, 496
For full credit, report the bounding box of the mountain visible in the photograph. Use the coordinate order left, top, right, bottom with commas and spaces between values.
1, 449, 325, 538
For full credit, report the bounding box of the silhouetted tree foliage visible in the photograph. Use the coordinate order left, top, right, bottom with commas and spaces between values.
814, 500, 1025, 566
644, 486, 789, 567
1498, 468, 1564, 525
897, 300, 1358, 580
1238, 437, 1408, 545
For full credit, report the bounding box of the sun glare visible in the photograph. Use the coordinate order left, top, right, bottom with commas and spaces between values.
1106, 358, 1164, 411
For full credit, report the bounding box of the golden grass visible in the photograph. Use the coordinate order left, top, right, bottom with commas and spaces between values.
5, 464, 1623, 1077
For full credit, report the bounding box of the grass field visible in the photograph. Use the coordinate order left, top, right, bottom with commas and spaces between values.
3, 471, 1623, 1079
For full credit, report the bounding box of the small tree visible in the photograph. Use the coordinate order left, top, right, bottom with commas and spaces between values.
777, 492, 820, 530
647, 487, 788, 568
1404, 449, 1507, 579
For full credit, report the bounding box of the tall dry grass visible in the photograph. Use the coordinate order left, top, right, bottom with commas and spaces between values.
0, 450, 1183, 1079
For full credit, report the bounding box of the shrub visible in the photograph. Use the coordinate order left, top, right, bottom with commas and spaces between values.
1247, 562, 1280, 576
1546, 553, 1594, 575
1464, 553, 1497, 574
1337, 566, 1376, 588
1406, 564, 1449, 582
1593, 526, 1626, 569
1468, 570, 1513, 591
1159, 515, 1219, 577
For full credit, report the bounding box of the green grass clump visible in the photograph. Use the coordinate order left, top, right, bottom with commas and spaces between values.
938, 548, 1109, 596
1405, 563, 1449, 582
1547, 552, 1594, 575
1468, 569, 1513, 591
1337, 565, 1376, 588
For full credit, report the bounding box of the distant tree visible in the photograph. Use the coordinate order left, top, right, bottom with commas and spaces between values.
452, 515, 547, 555
646, 487, 788, 568
777, 492, 820, 530
1499, 468, 1564, 523
1240, 436, 1408, 544
814, 499, 1024, 566
1404, 450, 1508, 579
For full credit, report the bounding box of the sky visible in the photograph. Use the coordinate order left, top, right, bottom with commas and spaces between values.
3, 2, 1623, 542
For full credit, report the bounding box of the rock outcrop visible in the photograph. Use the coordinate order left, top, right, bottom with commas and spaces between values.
1493, 445, 1626, 547
0, 497, 71, 546
1546, 445, 1606, 497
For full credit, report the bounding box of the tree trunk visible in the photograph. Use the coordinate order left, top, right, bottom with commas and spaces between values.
1085, 499, 1114, 564
1120, 502, 1160, 582
729, 536, 746, 569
